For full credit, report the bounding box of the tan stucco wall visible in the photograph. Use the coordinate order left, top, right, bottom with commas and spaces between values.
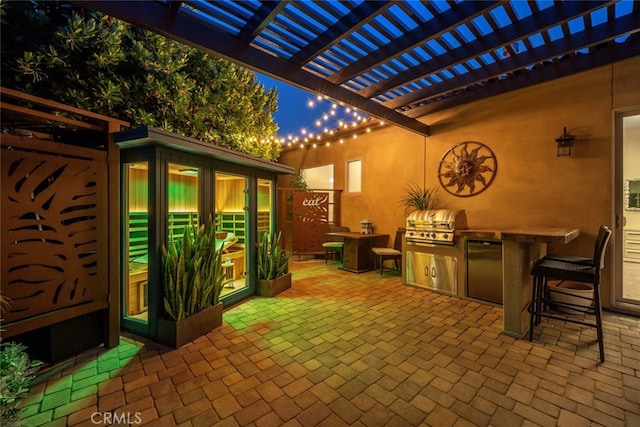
278, 124, 424, 238
278, 56, 640, 305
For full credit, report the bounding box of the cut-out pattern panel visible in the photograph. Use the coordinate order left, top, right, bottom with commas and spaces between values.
292, 192, 330, 254
1, 136, 108, 325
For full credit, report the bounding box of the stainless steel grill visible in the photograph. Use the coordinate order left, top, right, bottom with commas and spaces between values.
405, 209, 468, 246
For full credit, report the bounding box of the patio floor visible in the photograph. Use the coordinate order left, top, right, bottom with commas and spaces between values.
21, 259, 640, 426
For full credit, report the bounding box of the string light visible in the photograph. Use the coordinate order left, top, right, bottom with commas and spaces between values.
278, 95, 389, 151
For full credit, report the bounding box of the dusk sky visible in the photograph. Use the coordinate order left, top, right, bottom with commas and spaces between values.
256, 73, 370, 142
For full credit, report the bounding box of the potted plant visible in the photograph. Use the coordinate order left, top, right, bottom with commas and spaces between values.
256, 231, 293, 297
158, 216, 225, 348
289, 173, 309, 190
400, 182, 444, 213
1, 296, 42, 426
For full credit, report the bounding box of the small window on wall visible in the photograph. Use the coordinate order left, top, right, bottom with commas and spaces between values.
347, 159, 362, 193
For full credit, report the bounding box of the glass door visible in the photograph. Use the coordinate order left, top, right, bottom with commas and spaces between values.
215, 172, 250, 301
122, 161, 150, 334
616, 111, 640, 312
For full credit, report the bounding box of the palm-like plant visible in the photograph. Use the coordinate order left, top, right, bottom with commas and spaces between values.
400, 182, 443, 213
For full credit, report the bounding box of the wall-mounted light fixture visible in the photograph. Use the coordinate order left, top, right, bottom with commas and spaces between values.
555, 127, 575, 157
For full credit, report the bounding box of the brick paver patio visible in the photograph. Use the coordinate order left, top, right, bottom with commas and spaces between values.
20, 260, 640, 426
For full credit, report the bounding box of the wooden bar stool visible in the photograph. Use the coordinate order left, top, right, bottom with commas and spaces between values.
528, 226, 611, 362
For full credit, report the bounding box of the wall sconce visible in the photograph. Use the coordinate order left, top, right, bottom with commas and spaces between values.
555, 127, 575, 157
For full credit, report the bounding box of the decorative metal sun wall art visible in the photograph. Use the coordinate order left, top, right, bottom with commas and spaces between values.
438, 141, 497, 197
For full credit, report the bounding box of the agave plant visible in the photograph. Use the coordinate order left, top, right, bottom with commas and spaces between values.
257, 231, 292, 280
161, 216, 225, 321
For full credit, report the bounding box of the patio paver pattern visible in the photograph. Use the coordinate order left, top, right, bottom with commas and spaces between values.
21, 260, 640, 426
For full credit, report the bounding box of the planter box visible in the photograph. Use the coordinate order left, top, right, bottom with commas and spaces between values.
157, 302, 223, 348
257, 272, 292, 297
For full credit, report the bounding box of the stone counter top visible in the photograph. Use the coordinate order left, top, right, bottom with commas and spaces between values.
458, 226, 580, 244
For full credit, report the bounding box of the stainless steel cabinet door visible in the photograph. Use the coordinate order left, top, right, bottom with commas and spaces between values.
405, 250, 431, 288
406, 251, 457, 295
431, 255, 457, 296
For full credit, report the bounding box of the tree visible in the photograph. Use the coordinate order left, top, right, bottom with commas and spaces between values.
0, 0, 283, 161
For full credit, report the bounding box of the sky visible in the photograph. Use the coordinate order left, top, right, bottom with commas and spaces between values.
255, 73, 370, 143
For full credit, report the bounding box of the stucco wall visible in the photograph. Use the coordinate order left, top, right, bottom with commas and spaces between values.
278, 56, 640, 305
278, 124, 424, 238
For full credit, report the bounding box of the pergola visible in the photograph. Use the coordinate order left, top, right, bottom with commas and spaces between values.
78, 0, 640, 137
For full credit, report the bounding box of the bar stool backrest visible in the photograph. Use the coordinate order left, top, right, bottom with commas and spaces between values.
594, 226, 612, 271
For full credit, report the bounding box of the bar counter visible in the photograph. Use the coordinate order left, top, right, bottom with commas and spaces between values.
459, 226, 580, 338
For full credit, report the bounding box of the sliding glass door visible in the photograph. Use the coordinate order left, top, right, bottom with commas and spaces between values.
616, 111, 640, 313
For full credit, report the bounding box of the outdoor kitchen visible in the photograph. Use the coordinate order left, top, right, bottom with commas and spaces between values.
399, 208, 580, 338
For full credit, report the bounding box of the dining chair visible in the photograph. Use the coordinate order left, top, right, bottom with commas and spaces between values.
372, 228, 404, 276
323, 225, 349, 263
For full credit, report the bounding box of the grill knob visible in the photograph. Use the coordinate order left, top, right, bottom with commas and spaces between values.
419, 232, 425, 237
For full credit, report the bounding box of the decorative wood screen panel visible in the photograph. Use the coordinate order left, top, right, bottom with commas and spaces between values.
292, 192, 330, 253
1, 135, 108, 330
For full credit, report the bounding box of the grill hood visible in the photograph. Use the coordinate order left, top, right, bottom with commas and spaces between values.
405, 209, 468, 230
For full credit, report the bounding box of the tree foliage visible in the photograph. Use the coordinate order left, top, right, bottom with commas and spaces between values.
0, 0, 283, 160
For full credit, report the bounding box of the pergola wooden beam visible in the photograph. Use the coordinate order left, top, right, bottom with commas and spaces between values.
75, 0, 431, 136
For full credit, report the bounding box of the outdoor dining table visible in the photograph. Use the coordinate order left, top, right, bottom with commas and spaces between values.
326, 231, 389, 273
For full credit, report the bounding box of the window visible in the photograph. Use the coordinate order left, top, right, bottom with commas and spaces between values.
167, 163, 199, 244
302, 164, 336, 222
302, 164, 334, 189
347, 159, 362, 193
